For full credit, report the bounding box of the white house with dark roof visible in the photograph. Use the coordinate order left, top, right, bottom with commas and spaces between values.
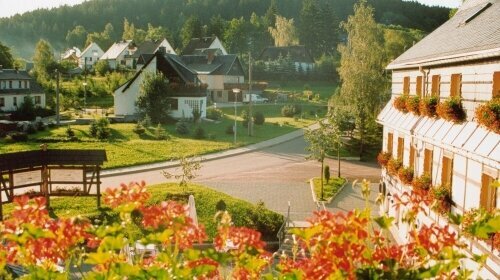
79, 42, 104, 69
183, 36, 228, 55
378, 1, 499, 278
114, 51, 207, 119
0, 67, 45, 111
100, 40, 136, 70
125, 38, 176, 69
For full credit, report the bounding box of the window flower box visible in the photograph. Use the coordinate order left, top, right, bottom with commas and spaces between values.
377, 152, 392, 167
461, 208, 500, 251
436, 96, 466, 123
405, 95, 420, 115
419, 96, 438, 117
393, 94, 408, 113
398, 166, 414, 185
428, 184, 452, 215
475, 99, 499, 133
412, 173, 432, 193
387, 158, 403, 176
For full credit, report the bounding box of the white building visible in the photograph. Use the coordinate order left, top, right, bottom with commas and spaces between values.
378, 1, 499, 278
100, 40, 136, 70
126, 38, 176, 69
183, 36, 228, 55
79, 42, 104, 69
0, 67, 45, 111
114, 51, 207, 120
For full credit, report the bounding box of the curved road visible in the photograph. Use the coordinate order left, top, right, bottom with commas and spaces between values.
101, 136, 381, 221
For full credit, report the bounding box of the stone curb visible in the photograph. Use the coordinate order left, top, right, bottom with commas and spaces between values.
309, 178, 349, 209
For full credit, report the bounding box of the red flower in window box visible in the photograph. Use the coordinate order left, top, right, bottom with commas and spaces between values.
387, 158, 403, 176
411, 173, 432, 193
419, 96, 438, 117
398, 166, 414, 185
393, 94, 408, 112
405, 96, 420, 115
436, 96, 466, 123
428, 184, 452, 215
376, 151, 391, 167
475, 98, 500, 133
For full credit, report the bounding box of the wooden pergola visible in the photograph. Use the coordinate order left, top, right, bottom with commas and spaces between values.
0, 148, 107, 220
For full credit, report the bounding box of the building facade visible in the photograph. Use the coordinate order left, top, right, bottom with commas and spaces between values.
0, 68, 45, 112
377, 1, 499, 278
79, 42, 104, 69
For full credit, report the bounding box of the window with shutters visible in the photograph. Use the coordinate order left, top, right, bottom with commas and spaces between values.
480, 174, 496, 211
397, 137, 404, 160
387, 133, 393, 155
450, 74, 462, 97
431, 75, 440, 97
493, 72, 500, 98
403, 76, 410, 94
409, 145, 416, 168
441, 156, 453, 187
416, 76, 423, 97
424, 148, 433, 179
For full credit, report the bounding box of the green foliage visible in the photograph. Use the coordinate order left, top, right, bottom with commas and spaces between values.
253, 111, 265, 125
181, 15, 203, 49
193, 126, 206, 139
89, 117, 110, 140
154, 123, 169, 140
0, 41, 14, 68
324, 164, 330, 183
225, 125, 234, 135
33, 39, 55, 79
65, 125, 75, 138
192, 108, 202, 123
216, 199, 227, 211
268, 15, 299, 47
65, 25, 87, 49
281, 104, 297, 117
94, 60, 110, 76
206, 108, 224, 121
137, 72, 172, 124
5, 132, 28, 142
133, 122, 146, 135
175, 121, 190, 135
85, 23, 115, 51
10, 96, 35, 121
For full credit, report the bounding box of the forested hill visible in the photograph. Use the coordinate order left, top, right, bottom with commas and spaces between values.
0, 0, 450, 58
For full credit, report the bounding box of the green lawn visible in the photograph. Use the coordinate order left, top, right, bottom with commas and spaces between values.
0, 104, 325, 169
313, 177, 346, 201
1, 183, 284, 240
264, 80, 338, 104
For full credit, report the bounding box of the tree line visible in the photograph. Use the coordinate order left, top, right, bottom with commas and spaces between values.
0, 0, 450, 58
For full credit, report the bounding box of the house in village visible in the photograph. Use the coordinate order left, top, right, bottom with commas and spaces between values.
183, 36, 228, 55
181, 49, 250, 103
0, 67, 45, 111
126, 38, 176, 69
60, 47, 81, 65
114, 50, 207, 120
258, 45, 315, 73
377, 0, 499, 278
79, 42, 104, 69
100, 40, 136, 70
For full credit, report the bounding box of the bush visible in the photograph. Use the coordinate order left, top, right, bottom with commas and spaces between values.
47, 121, 56, 128
154, 124, 169, 140
65, 126, 75, 138
141, 115, 152, 128
225, 125, 234, 135
216, 199, 227, 211
192, 108, 202, 123
207, 133, 216, 140
281, 105, 296, 117
0, 129, 6, 138
89, 121, 98, 137
428, 184, 452, 215
89, 117, 110, 140
193, 126, 205, 139
133, 122, 146, 135
6, 132, 28, 142
206, 108, 224, 121
240, 110, 249, 127
253, 111, 265, 125
35, 121, 45, 131
176, 121, 190, 135
25, 123, 37, 134
324, 165, 330, 184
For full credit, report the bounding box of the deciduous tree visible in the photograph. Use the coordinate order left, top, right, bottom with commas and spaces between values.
33, 39, 55, 79
137, 72, 172, 124
268, 15, 299, 47
0, 41, 14, 69
65, 25, 87, 49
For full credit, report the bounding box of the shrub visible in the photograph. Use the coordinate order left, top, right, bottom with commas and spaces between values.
387, 158, 403, 176
35, 120, 45, 131
240, 110, 249, 127
89, 118, 110, 140
377, 152, 392, 167
405, 96, 420, 114
225, 125, 234, 135
65, 126, 75, 138
253, 112, 265, 125
436, 96, 466, 123
420, 96, 438, 117
206, 108, 224, 121
133, 122, 146, 135
475, 99, 500, 133
193, 126, 205, 139
6, 132, 28, 142
89, 121, 98, 137
216, 199, 227, 211
192, 108, 202, 123
393, 94, 408, 112
429, 184, 452, 215
281, 105, 296, 117
398, 167, 414, 185
176, 121, 190, 135
324, 165, 330, 184
25, 123, 37, 134
154, 124, 169, 140
141, 115, 152, 128
412, 173, 432, 192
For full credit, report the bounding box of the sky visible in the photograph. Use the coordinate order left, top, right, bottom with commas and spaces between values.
0, 0, 461, 19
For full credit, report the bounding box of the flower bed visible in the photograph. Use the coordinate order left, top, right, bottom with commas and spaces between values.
394, 94, 409, 112
398, 166, 414, 185
376, 151, 392, 167
436, 96, 466, 123
419, 96, 438, 117
475, 99, 500, 133
405, 96, 420, 115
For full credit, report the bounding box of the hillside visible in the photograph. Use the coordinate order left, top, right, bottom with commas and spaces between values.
0, 0, 450, 58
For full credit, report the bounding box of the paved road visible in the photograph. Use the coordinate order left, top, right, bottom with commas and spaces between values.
101, 136, 381, 221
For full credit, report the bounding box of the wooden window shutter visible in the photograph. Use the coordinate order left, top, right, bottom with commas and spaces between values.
493, 72, 500, 98
397, 137, 404, 160
409, 145, 416, 168
387, 133, 393, 155
416, 76, 423, 97
424, 149, 433, 179
441, 156, 453, 187
431, 75, 441, 97
480, 174, 496, 211
403, 77, 410, 94
450, 74, 462, 97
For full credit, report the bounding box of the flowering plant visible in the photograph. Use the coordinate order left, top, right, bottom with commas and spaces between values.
461, 208, 500, 250
411, 173, 432, 193
386, 158, 403, 176
475, 98, 500, 133
436, 96, 466, 123
397, 166, 414, 185
419, 96, 438, 117
405, 95, 420, 115
393, 94, 408, 112
428, 184, 452, 215
376, 151, 392, 167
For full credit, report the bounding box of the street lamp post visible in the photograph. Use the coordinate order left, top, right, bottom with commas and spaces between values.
83, 82, 87, 113
55, 69, 60, 125
232, 88, 240, 145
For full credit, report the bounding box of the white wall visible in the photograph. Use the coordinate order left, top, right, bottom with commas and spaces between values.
170, 97, 207, 119
0, 93, 45, 111
79, 43, 105, 69
211, 38, 228, 55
